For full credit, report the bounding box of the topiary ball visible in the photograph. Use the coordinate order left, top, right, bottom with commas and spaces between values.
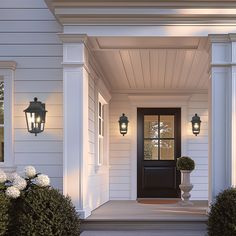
0, 192, 11, 236
208, 188, 236, 236
13, 186, 80, 236
177, 156, 195, 171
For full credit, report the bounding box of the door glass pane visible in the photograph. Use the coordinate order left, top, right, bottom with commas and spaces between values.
144, 140, 158, 160
144, 115, 159, 138
160, 115, 174, 138
0, 127, 4, 162
160, 140, 174, 160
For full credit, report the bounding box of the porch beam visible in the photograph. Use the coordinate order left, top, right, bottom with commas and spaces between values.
63, 25, 236, 37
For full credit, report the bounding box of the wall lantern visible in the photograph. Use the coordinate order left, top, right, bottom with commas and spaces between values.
191, 113, 201, 136
24, 97, 47, 136
118, 113, 129, 136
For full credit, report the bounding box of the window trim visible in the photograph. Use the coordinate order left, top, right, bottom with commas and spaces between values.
0, 61, 15, 168
97, 93, 107, 167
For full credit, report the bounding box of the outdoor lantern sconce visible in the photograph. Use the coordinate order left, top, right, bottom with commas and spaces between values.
118, 113, 129, 136
24, 97, 47, 136
191, 113, 201, 136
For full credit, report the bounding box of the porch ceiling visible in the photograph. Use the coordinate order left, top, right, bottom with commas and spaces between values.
89, 36, 210, 93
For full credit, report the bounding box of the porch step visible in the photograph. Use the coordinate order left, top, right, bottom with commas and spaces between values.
81, 219, 207, 235
81, 230, 206, 236
81, 200, 208, 235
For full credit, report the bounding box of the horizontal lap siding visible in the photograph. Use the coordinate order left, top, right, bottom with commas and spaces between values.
0, 0, 63, 190
187, 94, 208, 200
86, 67, 109, 211
109, 95, 131, 200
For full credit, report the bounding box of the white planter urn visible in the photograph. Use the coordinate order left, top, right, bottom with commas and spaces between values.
179, 170, 193, 206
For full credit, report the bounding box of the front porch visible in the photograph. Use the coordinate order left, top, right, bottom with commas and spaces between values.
81, 200, 208, 235
46, 0, 236, 221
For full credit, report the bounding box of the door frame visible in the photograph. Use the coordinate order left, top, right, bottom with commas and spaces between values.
137, 107, 181, 198
128, 95, 190, 199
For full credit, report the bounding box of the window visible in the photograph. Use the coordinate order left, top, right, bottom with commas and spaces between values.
98, 94, 106, 166
0, 81, 4, 162
0, 61, 15, 167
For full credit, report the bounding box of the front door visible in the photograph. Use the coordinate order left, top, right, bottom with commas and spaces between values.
137, 108, 181, 198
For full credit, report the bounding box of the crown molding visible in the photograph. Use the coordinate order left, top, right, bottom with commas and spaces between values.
45, 0, 236, 26
46, 0, 236, 8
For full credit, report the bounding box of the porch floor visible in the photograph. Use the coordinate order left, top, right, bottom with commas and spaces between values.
86, 200, 208, 221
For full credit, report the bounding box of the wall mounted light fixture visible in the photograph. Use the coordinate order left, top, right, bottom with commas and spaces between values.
191, 113, 201, 136
24, 97, 47, 136
118, 113, 129, 136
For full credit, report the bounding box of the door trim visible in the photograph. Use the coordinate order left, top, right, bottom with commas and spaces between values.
128, 95, 190, 199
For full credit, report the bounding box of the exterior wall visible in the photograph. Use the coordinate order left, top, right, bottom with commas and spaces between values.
85, 48, 110, 211
109, 93, 208, 200
86, 75, 110, 210
187, 94, 208, 200
0, 0, 63, 190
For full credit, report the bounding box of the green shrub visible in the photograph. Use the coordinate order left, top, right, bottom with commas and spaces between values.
176, 156, 195, 171
0, 192, 10, 236
12, 186, 80, 236
208, 188, 236, 236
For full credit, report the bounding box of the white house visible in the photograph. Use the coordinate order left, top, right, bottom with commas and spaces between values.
1, 0, 236, 219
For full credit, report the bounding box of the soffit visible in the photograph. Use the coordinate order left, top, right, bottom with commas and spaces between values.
89, 36, 210, 93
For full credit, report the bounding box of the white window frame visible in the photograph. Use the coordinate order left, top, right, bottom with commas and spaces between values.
97, 93, 107, 167
0, 62, 15, 168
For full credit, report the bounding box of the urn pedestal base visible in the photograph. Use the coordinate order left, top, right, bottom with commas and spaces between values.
179, 170, 193, 206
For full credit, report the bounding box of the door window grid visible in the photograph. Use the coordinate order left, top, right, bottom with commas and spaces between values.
144, 115, 175, 161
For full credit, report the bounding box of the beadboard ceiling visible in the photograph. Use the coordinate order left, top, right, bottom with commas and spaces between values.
90, 37, 210, 93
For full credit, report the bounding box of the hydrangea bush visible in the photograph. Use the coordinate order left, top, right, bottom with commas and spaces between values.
0, 166, 80, 235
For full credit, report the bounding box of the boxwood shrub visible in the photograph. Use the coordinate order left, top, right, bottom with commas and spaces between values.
177, 156, 195, 171
0, 192, 11, 236
208, 188, 236, 236
11, 186, 80, 236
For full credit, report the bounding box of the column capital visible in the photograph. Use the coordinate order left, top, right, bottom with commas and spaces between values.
209, 34, 236, 43
58, 33, 88, 44
208, 34, 230, 43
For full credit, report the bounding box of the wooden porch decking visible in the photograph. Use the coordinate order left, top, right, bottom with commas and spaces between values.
81, 200, 208, 235
86, 200, 208, 220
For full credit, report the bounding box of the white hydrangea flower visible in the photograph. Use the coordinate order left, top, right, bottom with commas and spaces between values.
5, 186, 20, 199
7, 172, 20, 182
24, 166, 36, 178
35, 174, 50, 187
0, 170, 7, 183
13, 177, 27, 190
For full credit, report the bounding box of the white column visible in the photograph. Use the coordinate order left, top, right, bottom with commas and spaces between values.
60, 35, 90, 218
230, 35, 236, 188
209, 34, 236, 200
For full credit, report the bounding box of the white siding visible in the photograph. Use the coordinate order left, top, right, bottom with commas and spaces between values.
109, 95, 132, 200
85, 52, 109, 211
109, 93, 208, 200
0, 0, 63, 190
187, 94, 208, 200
